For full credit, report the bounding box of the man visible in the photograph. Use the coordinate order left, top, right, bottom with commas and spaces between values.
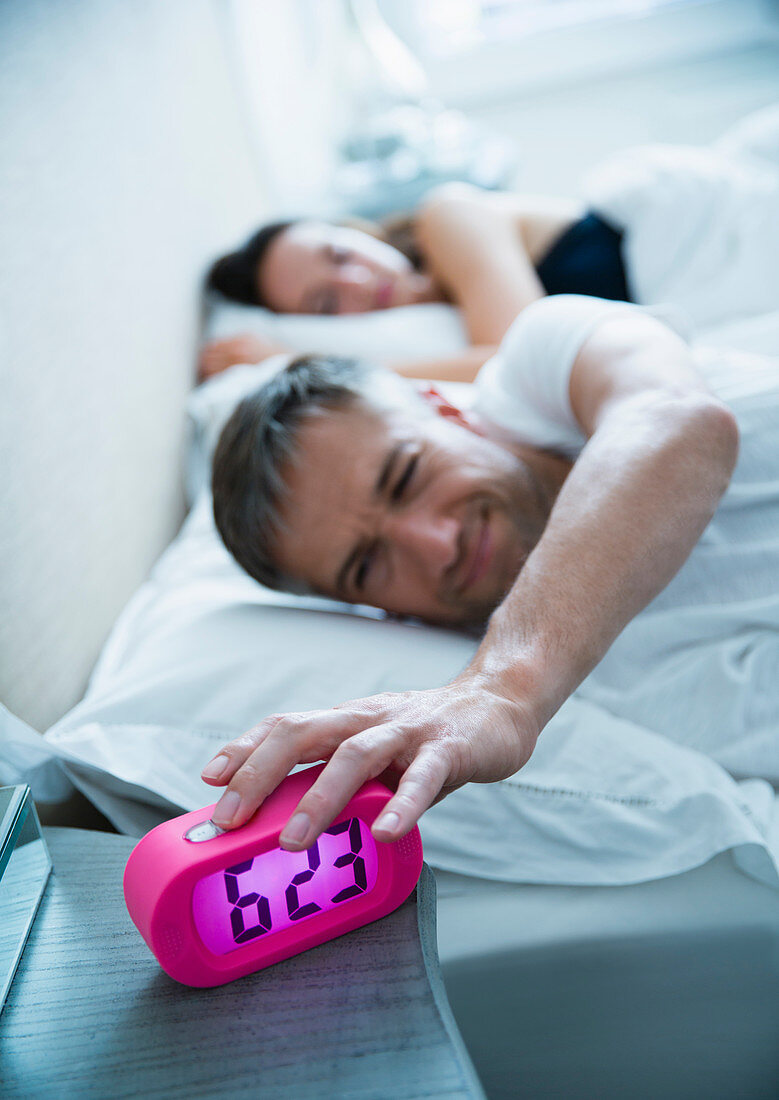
203, 295, 740, 852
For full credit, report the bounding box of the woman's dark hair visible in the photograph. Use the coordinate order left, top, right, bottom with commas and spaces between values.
206, 220, 295, 306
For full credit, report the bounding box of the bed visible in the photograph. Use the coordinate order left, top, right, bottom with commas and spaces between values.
2, 3, 779, 1097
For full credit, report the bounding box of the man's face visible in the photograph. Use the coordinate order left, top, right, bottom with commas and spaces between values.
273, 399, 553, 626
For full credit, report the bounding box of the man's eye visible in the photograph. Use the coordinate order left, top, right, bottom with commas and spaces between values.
329, 246, 351, 265
392, 455, 419, 502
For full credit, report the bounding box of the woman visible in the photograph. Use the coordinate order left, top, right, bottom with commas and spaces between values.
200, 184, 633, 383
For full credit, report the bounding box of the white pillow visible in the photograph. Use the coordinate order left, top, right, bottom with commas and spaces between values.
186, 356, 290, 504
205, 295, 469, 361
44, 491, 478, 832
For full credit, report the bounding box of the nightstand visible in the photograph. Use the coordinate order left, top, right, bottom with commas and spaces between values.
0, 828, 484, 1099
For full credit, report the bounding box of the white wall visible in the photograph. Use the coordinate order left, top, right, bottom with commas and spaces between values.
381, 0, 779, 107
226, 0, 349, 214
0, 0, 267, 731
466, 41, 779, 195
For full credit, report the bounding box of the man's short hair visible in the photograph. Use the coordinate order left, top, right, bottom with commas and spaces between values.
211, 354, 420, 594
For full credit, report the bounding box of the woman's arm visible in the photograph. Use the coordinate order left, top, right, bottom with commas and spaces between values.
199, 336, 496, 384
414, 183, 548, 346
386, 345, 496, 382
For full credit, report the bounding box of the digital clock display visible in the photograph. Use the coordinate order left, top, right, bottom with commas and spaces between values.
192, 817, 379, 955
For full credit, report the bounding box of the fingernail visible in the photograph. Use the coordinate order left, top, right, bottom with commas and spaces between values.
280, 812, 310, 848
201, 754, 229, 780
212, 790, 241, 827
375, 811, 400, 835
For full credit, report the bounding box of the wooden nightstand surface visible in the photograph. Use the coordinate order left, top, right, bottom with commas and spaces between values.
0, 827, 484, 1099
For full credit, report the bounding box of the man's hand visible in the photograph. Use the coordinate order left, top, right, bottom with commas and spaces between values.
201, 673, 538, 848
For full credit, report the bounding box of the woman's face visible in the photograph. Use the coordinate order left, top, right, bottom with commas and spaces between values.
256, 222, 440, 315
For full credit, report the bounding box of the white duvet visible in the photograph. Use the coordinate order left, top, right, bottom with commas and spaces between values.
584, 103, 779, 331
5, 108, 779, 891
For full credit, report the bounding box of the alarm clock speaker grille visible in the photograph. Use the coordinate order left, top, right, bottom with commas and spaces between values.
395, 831, 422, 862
157, 922, 185, 964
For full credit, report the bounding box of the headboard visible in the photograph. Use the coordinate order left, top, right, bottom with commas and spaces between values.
0, 0, 269, 732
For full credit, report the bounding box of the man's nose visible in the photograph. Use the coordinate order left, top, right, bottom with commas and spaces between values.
386, 511, 460, 574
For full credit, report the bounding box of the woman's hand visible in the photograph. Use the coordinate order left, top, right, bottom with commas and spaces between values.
201, 673, 539, 848
197, 333, 291, 381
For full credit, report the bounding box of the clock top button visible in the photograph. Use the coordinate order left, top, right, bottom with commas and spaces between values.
184, 820, 226, 843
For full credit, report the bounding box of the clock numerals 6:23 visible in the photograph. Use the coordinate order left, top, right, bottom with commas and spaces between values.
224, 817, 368, 944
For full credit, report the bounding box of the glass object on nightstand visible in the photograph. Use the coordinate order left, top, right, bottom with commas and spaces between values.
0, 785, 52, 1012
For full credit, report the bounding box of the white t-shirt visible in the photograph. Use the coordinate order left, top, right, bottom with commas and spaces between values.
472, 293, 677, 455
471, 294, 779, 784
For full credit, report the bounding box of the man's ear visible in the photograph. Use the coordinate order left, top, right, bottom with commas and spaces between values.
419, 385, 483, 434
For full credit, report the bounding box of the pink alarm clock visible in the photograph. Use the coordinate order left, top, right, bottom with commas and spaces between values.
123, 764, 423, 987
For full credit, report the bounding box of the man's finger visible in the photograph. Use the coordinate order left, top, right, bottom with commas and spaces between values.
278, 723, 405, 850
200, 714, 286, 786
371, 746, 453, 841
209, 708, 375, 830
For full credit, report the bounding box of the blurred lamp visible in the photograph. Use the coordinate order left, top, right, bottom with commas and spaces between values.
335, 0, 518, 219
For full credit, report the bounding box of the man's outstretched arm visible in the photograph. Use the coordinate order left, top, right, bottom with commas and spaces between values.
201, 312, 739, 848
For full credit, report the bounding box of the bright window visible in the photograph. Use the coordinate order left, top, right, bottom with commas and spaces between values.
408, 0, 700, 56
